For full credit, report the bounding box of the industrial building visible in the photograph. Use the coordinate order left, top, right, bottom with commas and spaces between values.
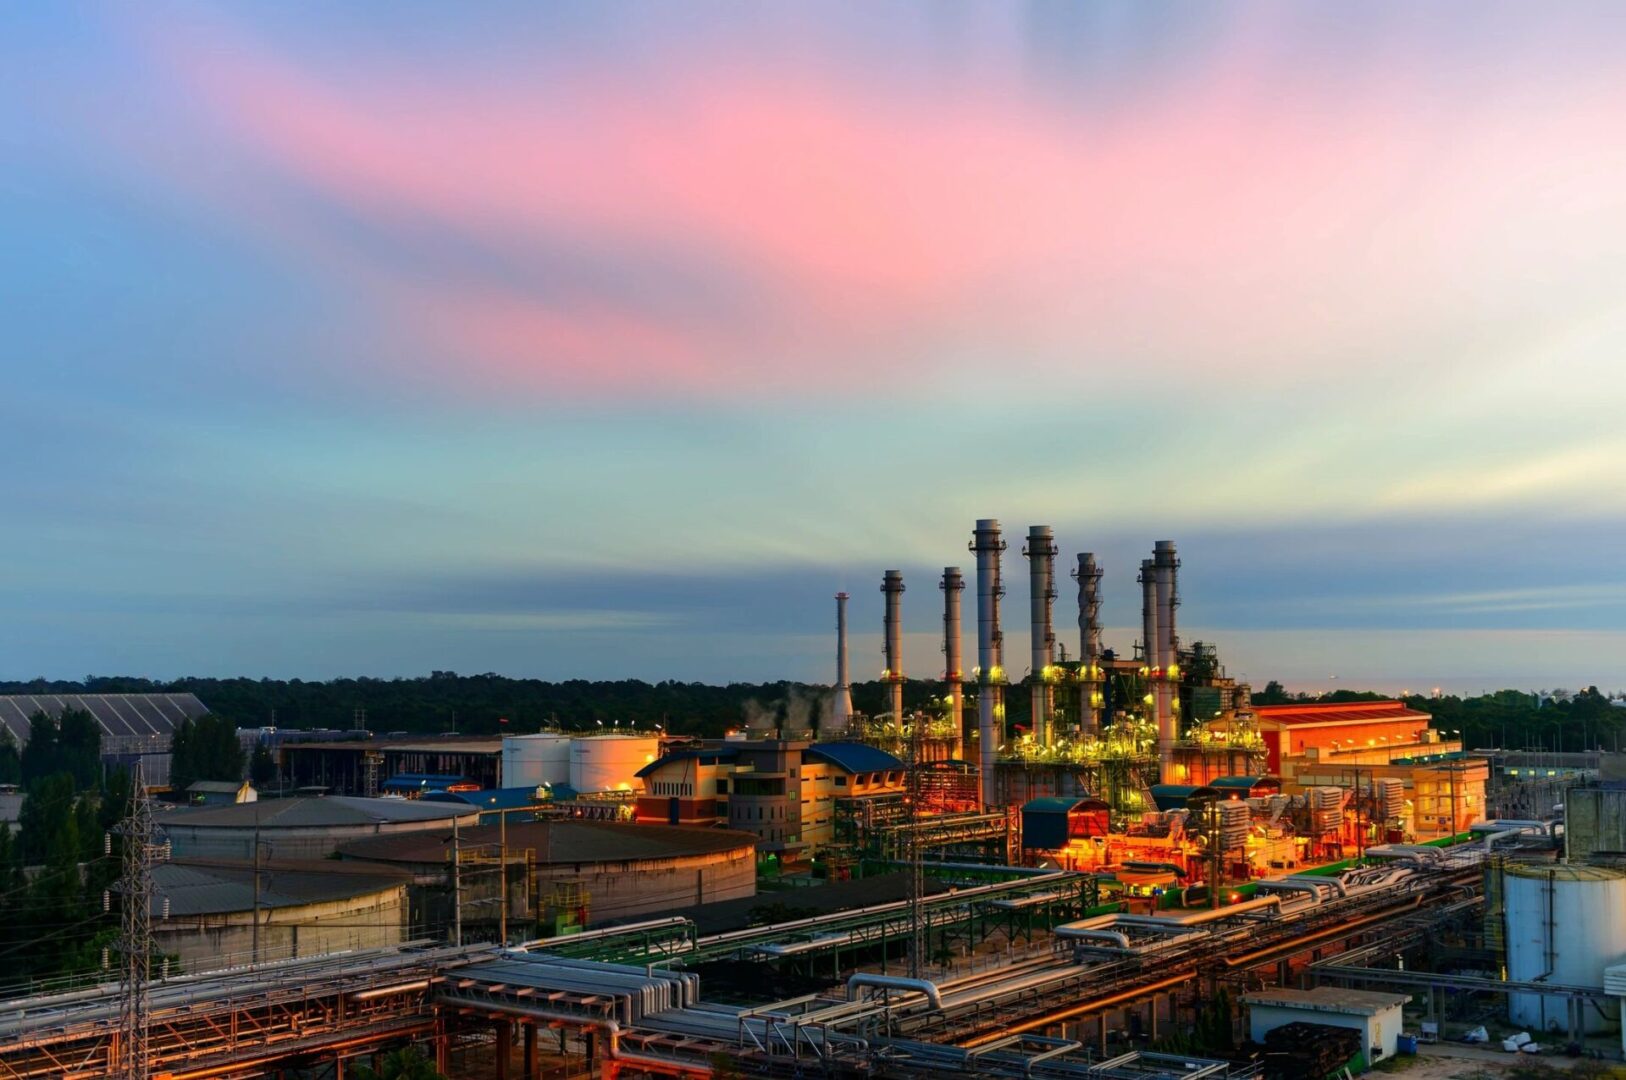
0, 692, 210, 788
157, 796, 478, 860
149, 858, 410, 971
276, 735, 503, 795
633, 738, 909, 862
1243, 988, 1407, 1063
334, 819, 757, 938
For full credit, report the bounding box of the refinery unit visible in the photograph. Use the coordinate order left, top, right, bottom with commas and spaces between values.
803, 519, 1485, 893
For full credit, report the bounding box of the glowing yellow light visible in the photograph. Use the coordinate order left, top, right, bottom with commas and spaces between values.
1143, 694, 1155, 705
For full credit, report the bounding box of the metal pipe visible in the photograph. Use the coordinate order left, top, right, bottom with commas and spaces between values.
1024, 526, 1057, 746
1153, 541, 1179, 770
830, 592, 853, 733
971, 519, 1006, 807
941, 567, 965, 761
847, 974, 943, 1011
881, 572, 906, 724
1053, 928, 1133, 949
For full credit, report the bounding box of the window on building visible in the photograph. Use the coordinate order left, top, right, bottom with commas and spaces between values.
715, 780, 728, 794
834, 776, 847, 787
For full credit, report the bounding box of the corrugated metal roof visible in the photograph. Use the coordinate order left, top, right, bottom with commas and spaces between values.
154, 859, 409, 916
336, 819, 755, 866
0, 693, 209, 743
1252, 701, 1432, 726
158, 796, 476, 829
635, 749, 739, 779
804, 742, 904, 774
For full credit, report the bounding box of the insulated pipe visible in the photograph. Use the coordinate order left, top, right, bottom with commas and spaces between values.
1153, 541, 1179, 770
1253, 880, 1323, 907
941, 567, 966, 761
1054, 927, 1133, 949
1072, 552, 1104, 736
881, 571, 906, 724
1115, 894, 1282, 926
1024, 526, 1058, 746
830, 592, 853, 732
970, 519, 1006, 807
846, 973, 943, 1011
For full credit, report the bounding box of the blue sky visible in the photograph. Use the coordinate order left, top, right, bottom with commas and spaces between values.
4, 4, 1625, 691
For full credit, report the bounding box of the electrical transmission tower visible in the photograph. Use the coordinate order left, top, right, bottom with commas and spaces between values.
114, 765, 161, 1080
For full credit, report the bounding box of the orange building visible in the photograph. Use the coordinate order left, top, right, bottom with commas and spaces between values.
1251, 701, 1443, 773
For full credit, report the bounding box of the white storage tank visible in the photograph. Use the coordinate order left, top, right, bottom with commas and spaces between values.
502, 733, 572, 787
569, 733, 661, 793
1504, 863, 1626, 1034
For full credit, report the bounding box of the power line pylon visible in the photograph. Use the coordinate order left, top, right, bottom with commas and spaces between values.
114, 764, 161, 1080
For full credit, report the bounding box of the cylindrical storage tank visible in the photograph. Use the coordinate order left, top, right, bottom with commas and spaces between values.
502, 734, 573, 787
1504, 863, 1626, 1034
569, 734, 662, 793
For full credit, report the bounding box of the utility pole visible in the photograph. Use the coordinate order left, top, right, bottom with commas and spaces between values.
251, 813, 261, 966
114, 765, 160, 1080
499, 810, 508, 948
907, 715, 925, 978
452, 817, 462, 948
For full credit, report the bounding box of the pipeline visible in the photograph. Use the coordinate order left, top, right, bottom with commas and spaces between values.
1254, 880, 1323, 908
847, 974, 943, 1011
1221, 894, 1424, 969
959, 970, 1194, 1047
1057, 928, 1133, 950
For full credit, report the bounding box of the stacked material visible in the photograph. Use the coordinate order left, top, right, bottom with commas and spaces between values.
1260, 1022, 1362, 1080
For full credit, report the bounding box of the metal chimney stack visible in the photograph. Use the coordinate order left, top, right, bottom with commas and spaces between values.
1024, 526, 1057, 746
941, 567, 966, 761
970, 519, 1006, 807
1154, 541, 1179, 769
1073, 552, 1103, 736
1140, 557, 1172, 766
829, 592, 853, 733
881, 571, 906, 724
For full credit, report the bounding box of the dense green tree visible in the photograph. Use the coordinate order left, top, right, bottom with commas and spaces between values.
17, 710, 101, 789
249, 743, 277, 788
170, 715, 245, 794
0, 727, 20, 785
17, 773, 77, 865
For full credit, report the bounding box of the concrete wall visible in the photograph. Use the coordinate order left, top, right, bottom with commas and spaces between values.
1566, 787, 1626, 860
153, 886, 408, 973
162, 815, 475, 861
1248, 1003, 1400, 1062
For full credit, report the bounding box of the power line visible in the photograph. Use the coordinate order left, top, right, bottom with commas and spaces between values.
114, 765, 160, 1080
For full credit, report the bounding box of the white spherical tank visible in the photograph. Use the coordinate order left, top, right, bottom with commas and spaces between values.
502, 734, 572, 787
569, 734, 661, 793
1504, 863, 1626, 1034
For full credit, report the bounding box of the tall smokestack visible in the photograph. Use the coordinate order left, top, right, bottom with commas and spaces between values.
881, 571, 906, 724
941, 567, 965, 761
1073, 552, 1103, 736
1153, 541, 1180, 770
829, 592, 853, 733
970, 520, 1006, 807
1024, 526, 1057, 746
1140, 557, 1168, 764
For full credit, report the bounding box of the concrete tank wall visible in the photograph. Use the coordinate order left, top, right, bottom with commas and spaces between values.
569, 735, 660, 793
162, 813, 479, 861
502, 734, 572, 787
153, 886, 408, 973
1504, 863, 1626, 1034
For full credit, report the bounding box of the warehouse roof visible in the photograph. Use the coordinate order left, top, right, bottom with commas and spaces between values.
1023, 796, 1098, 814
158, 796, 476, 829
635, 748, 740, 779
1243, 987, 1406, 1016
0, 693, 209, 744
805, 741, 904, 774
336, 819, 756, 866
154, 859, 410, 916
1252, 701, 1431, 727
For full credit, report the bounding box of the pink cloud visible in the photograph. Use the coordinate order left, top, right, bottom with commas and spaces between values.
131, 13, 1626, 400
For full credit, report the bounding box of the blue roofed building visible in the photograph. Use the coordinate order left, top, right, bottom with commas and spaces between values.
634, 738, 906, 865
423, 785, 552, 824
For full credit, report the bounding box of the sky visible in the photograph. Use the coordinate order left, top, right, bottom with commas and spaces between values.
4, 3, 1626, 693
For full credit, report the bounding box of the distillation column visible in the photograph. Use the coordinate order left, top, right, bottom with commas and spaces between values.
881, 571, 906, 724
970, 520, 1006, 807
1073, 552, 1104, 737
1154, 541, 1180, 770
1024, 526, 1058, 746
1140, 558, 1172, 767
829, 592, 853, 733
941, 567, 965, 761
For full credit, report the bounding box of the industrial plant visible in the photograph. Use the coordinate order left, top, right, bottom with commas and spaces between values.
3, 519, 1621, 1080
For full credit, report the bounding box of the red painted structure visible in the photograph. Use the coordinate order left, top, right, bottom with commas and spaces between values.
1252, 701, 1435, 772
